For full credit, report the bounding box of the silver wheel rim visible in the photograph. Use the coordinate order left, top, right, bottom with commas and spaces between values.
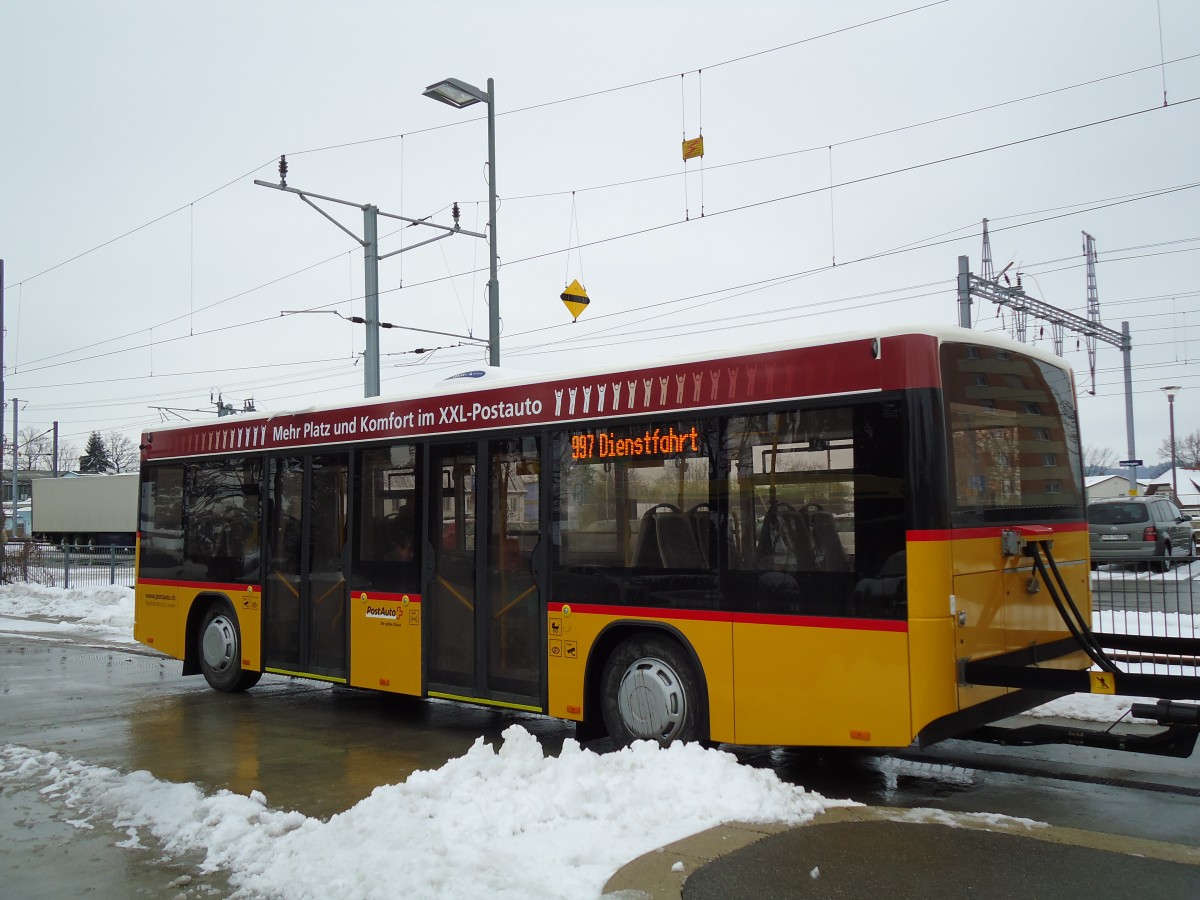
616, 656, 687, 742
202, 614, 237, 674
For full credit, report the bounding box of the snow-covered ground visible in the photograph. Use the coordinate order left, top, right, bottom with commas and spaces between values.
3, 728, 845, 899
1, 583, 1196, 898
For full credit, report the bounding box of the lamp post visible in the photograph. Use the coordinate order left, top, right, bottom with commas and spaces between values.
423, 77, 500, 367
1161, 385, 1182, 502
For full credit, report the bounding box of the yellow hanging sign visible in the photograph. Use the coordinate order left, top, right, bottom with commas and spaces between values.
682, 136, 705, 161
561, 279, 590, 322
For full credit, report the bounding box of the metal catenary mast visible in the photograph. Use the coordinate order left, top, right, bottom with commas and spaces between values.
957, 224, 1139, 494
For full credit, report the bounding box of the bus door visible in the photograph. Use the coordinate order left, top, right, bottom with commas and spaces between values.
426, 438, 544, 709
262, 453, 350, 682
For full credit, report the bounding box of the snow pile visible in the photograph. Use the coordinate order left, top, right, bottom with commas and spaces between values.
0, 583, 134, 643
1094, 607, 1199, 640
1023, 692, 1149, 722
2, 726, 849, 900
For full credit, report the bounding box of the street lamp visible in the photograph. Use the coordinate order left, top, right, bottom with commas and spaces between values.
1161, 386, 1182, 501
423, 76, 500, 367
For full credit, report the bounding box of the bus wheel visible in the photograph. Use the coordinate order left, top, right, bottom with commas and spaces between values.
197, 603, 261, 693
601, 635, 703, 747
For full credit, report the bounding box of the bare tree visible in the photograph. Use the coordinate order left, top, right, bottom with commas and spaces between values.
1082, 445, 1118, 476
17, 426, 53, 471
12, 426, 79, 474
1159, 429, 1200, 470
53, 440, 79, 475
105, 431, 139, 474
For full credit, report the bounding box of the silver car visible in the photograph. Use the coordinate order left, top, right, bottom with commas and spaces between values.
1088, 496, 1194, 572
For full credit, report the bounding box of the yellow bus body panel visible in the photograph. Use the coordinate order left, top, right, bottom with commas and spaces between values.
907, 616, 959, 732
235, 586, 263, 671
348, 591, 422, 695
905, 537, 959, 730
732, 623, 911, 746
134, 582, 187, 660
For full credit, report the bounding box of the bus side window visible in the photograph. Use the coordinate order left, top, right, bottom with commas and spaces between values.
724, 404, 905, 619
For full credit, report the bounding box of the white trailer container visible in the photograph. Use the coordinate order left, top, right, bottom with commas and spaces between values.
32, 473, 139, 545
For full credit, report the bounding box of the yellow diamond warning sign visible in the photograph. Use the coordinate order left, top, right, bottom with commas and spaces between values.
561, 278, 590, 322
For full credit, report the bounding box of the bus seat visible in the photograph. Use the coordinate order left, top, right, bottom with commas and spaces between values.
689, 505, 742, 570
656, 512, 705, 569
724, 512, 744, 569
635, 507, 705, 569
780, 509, 818, 570
809, 510, 849, 572
633, 514, 662, 567
755, 502, 805, 570
688, 504, 716, 567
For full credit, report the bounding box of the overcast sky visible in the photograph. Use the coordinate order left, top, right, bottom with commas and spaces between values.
1, 0, 1197, 466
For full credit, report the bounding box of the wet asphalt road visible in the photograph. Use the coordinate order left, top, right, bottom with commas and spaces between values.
2, 634, 1198, 898
0, 636, 576, 898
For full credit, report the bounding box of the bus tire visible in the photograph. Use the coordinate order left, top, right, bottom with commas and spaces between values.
600, 634, 704, 747
197, 602, 262, 693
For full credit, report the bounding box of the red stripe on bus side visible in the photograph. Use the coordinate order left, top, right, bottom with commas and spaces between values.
549, 603, 731, 623
548, 602, 906, 633
140, 578, 422, 605
906, 521, 1088, 542
139, 578, 262, 594
352, 591, 422, 604
733, 613, 908, 632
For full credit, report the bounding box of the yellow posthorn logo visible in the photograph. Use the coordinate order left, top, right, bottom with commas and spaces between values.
561, 279, 590, 322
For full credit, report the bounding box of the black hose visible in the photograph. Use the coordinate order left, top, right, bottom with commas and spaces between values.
1027, 541, 1120, 674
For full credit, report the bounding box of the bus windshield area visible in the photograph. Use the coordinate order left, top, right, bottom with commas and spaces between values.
941, 342, 1085, 526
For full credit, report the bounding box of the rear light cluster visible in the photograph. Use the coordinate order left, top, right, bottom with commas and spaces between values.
1143, 526, 1158, 543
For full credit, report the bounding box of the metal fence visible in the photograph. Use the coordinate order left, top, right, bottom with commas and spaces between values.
1090, 557, 1199, 674
1, 541, 136, 589
0, 541, 1194, 646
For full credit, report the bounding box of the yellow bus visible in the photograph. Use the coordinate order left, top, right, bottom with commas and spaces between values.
135, 326, 1145, 749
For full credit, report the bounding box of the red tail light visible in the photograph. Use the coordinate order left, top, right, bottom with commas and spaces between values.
1143, 526, 1158, 542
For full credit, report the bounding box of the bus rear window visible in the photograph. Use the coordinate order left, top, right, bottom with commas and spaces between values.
941, 342, 1084, 525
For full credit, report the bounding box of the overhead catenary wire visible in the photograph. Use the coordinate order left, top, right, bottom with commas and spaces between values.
563, 192, 587, 291
7, 22, 1195, 301
281, 1, 953, 160
1159, 0, 1170, 106
12, 57, 1200, 373
268, 108, 1200, 347
499, 52, 1200, 204
14, 161, 1200, 381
